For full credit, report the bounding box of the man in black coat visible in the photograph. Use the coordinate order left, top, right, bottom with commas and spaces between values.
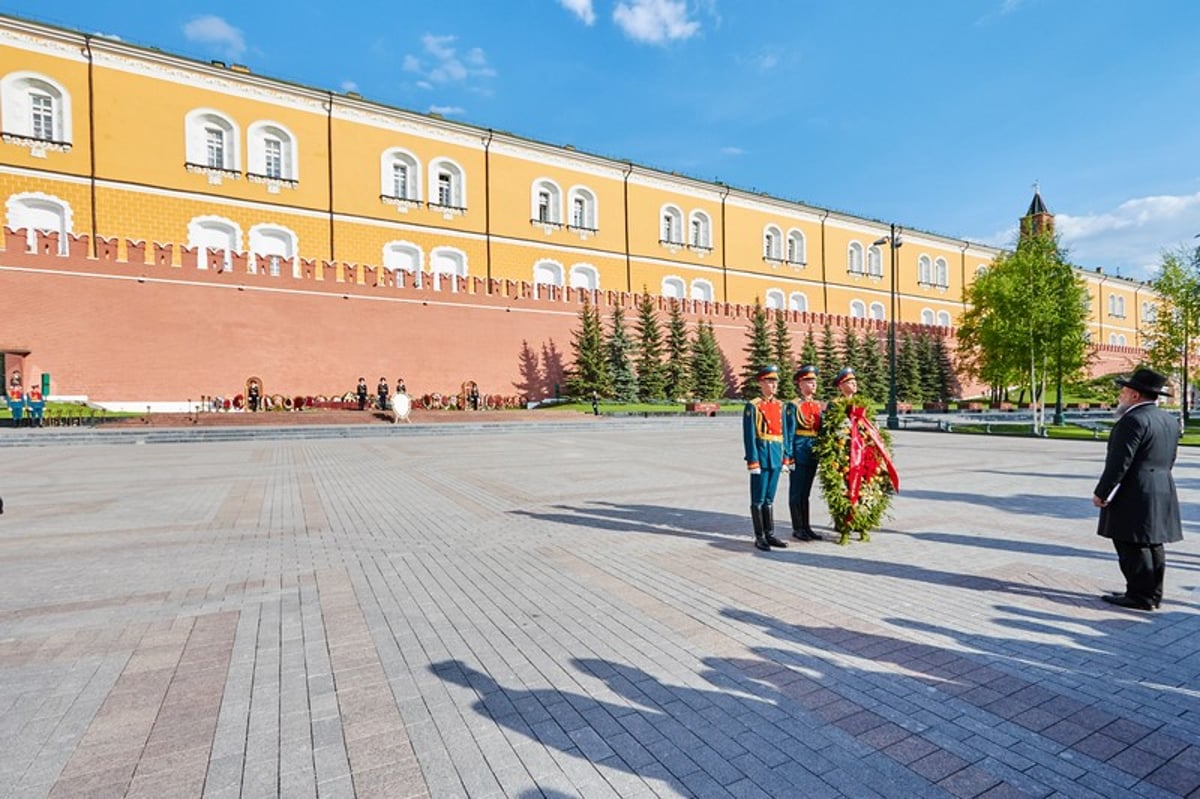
1092, 368, 1182, 611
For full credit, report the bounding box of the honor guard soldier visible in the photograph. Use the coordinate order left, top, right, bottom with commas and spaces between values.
784, 364, 822, 540
7, 381, 24, 427
247, 381, 261, 412
356, 377, 369, 411
377, 377, 390, 411
743, 364, 789, 551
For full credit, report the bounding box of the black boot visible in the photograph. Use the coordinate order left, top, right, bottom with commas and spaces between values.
751, 505, 769, 551
789, 500, 806, 540
763, 504, 787, 548
801, 500, 820, 541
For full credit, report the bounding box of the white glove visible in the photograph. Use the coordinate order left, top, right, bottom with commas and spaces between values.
748, 466, 762, 475
784, 463, 794, 472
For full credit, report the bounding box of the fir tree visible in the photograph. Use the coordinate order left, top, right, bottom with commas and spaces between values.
800, 327, 820, 371
564, 297, 610, 399
896, 329, 924, 404
663, 300, 693, 400
741, 299, 775, 399
818, 320, 840, 401
932, 334, 959, 401
691, 321, 726, 400
860, 332, 888, 405
633, 291, 667, 401
842, 326, 862, 375
606, 305, 639, 403
916, 330, 941, 403
773, 311, 797, 400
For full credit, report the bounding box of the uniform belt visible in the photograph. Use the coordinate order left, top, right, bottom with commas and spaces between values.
793, 431, 816, 437
761, 434, 783, 442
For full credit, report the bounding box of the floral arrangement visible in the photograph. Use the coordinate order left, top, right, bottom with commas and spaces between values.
815, 395, 899, 544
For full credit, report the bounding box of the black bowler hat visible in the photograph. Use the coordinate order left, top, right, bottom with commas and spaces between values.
1115, 368, 1171, 397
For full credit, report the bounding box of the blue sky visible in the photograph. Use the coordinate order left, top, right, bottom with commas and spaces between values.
5, 0, 1200, 281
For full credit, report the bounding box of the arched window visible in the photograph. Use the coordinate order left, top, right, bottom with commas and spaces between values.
381, 148, 421, 201
936, 311, 952, 327
660, 205, 683, 245
689, 210, 712, 250
786, 229, 806, 265
869, 302, 885, 320
920, 308, 936, 325
847, 242, 864, 274
567, 186, 597, 232
690, 279, 714, 302
248, 223, 297, 277
661, 276, 685, 298
531, 178, 562, 225
933, 257, 948, 287
383, 241, 424, 286
187, 215, 242, 270
1108, 295, 1126, 318
848, 299, 867, 318
533, 259, 564, 297
429, 246, 467, 291
247, 121, 298, 185
184, 109, 239, 179
429, 158, 466, 211
763, 225, 783, 260
1, 71, 72, 153
1142, 302, 1157, 323
1108, 333, 1126, 346
569, 264, 599, 290
917, 255, 933, 285
6, 192, 72, 254
788, 292, 808, 312
765, 289, 785, 310
866, 245, 883, 277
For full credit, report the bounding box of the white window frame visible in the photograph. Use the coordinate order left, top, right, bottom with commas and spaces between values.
869, 302, 886, 320
187, 215, 243, 271
428, 157, 466, 212
429, 245, 468, 291
921, 308, 936, 325
764, 225, 783, 261
847, 241, 864, 274
383, 240, 424, 286
689, 210, 712, 251
690, 279, 714, 302
867, 245, 883, 277
660, 205, 684, 246
786, 229, 806, 265
936, 310, 952, 327
918, 254, 933, 286
531, 178, 563, 226
247, 121, 298, 188
788, 292, 808, 312
1, 71, 72, 154
248, 223, 298, 277
765, 289, 785, 310
6, 191, 72, 254
380, 147, 422, 207
934, 257, 949, 287
569, 263, 599, 290
184, 109, 240, 180
533, 259, 565, 297
567, 185, 598, 233
849, 299, 867, 318
661, 276, 685, 299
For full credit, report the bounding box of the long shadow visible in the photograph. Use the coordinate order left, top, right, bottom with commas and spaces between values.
893, 530, 1109, 561
509, 502, 755, 553
898, 488, 1095, 520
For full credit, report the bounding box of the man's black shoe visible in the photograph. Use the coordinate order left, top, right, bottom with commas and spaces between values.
1101, 594, 1154, 611
765, 533, 788, 549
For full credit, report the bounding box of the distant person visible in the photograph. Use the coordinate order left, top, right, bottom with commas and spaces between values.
1093, 368, 1182, 611
377, 377, 390, 411
247, 381, 261, 412
356, 377, 369, 411
396, 377, 407, 397
7, 381, 24, 427
469, 384, 480, 411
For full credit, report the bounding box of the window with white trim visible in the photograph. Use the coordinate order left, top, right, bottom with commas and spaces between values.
918, 255, 933, 285
184, 109, 239, 177
937, 311, 952, 327
429, 246, 468, 291
660, 205, 683, 245
849, 300, 867, 318
869, 302, 885, 320
934, 257, 948, 287
1142, 302, 1157, 323
786, 229, 806, 264
765, 289, 785, 310
531, 179, 562, 225
533, 260, 564, 297
921, 308, 935, 325
764, 225, 783, 261
248, 224, 297, 277
1109, 333, 1126, 346
187, 215, 242, 270
1, 72, 72, 153
380, 148, 421, 203
789, 292, 808, 312
384, 241, 424, 286
661, 276, 685, 298
6, 192, 72, 254
247, 121, 297, 186
690, 279, 714, 302
1108, 295, 1126, 318
569, 264, 599, 290
867, 245, 883, 277
689, 210, 712, 250
429, 158, 466, 210
567, 186, 597, 232
847, 242, 864, 274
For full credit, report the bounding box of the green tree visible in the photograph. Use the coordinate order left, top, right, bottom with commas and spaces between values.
633, 291, 667, 401
917, 330, 940, 402
842, 326, 862, 375
691, 321, 726, 400
800, 328, 820, 372
564, 296, 610, 399
957, 230, 1090, 430
741, 299, 774, 399
606, 305, 639, 403
897, 330, 923, 404
663, 300, 693, 400
1144, 246, 1200, 408
859, 331, 887, 405
773, 311, 796, 400
818, 320, 840, 401
931, 334, 959, 401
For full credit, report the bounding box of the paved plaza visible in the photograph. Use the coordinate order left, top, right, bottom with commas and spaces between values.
0, 421, 1198, 799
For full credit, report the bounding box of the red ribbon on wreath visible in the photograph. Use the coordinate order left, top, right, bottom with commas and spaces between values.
845, 405, 900, 506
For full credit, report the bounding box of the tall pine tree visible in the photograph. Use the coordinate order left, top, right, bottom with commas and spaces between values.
842, 326, 863, 375
896, 329, 923, 404
564, 296, 610, 399
663, 300, 692, 400
741, 299, 774, 399
606, 305, 639, 403
860, 332, 887, 405
634, 291, 667, 401
818, 320, 840, 401
773, 311, 797, 400
800, 327, 820, 371
691, 321, 726, 400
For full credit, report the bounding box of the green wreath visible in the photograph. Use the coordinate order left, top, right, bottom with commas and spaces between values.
815, 395, 896, 543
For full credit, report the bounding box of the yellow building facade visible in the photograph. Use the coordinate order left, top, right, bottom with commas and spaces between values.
0, 14, 1153, 346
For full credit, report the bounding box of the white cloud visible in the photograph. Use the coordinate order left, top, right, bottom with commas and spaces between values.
183, 15, 245, 60
403, 33, 496, 88
613, 0, 701, 44
429, 105, 465, 116
978, 191, 1200, 280
341, 80, 359, 92
720, 146, 745, 156
558, 0, 596, 25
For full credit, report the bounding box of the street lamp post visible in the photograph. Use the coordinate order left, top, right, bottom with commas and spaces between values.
873, 224, 902, 430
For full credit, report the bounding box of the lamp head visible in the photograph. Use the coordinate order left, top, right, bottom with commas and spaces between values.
873, 236, 888, 246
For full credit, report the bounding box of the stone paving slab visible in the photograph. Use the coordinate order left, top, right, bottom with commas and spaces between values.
0, 421, 1197, 798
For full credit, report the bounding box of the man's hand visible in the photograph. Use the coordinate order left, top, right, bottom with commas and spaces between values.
1092, 495, 1106, 508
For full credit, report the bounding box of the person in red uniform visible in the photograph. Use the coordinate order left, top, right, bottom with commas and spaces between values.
743, 364, 789, 551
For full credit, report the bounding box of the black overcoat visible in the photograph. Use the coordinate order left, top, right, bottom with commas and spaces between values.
1094, 402, 1182, 544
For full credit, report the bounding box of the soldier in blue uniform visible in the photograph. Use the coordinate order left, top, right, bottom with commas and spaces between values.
743, 364, 789, 551
784, 364, 823, 541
